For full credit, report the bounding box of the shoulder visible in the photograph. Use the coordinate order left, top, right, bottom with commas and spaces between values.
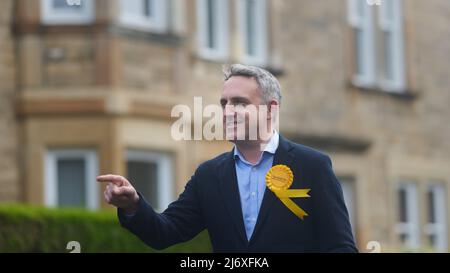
282, 138, 339, 190
283, 137, 333, 170
194, 151, 232, 175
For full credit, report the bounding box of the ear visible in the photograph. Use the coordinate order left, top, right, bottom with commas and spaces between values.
267, 100, 279, 120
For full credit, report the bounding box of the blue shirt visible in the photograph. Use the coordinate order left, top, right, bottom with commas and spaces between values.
233, 131, 279, 241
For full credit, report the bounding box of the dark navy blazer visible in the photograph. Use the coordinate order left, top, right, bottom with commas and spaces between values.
118, 135, 358, 252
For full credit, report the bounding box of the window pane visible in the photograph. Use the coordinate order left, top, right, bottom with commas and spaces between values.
206, 0, 217, 49
339, 176, 356, 240
428, 234, 437, 248
427, 189, 436, 223
356, 0, 365, 17
398, 187, 408, 223
384, 0, 395, 22
42, 0, 94, 25
57, 159, 86, 207
354, 28, 365, 76
245, 0, 256, 56
382, 30, 394, 81
144, 0, 153, 17
53, 0, 82, 9
127, 161, 159, 208
396, 183, 420, 249
122, 0, 141, 15
400, 233, 409, 244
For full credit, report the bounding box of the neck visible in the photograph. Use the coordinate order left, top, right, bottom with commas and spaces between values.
235, 130, 274, 165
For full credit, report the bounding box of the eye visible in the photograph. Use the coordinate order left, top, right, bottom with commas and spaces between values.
234, 101, 248, 107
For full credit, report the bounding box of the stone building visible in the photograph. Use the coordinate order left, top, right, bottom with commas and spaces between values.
0, 0, 19, 203
0, 0, 449, 252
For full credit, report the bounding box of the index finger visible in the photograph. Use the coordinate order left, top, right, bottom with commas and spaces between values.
96, 174, 126, 186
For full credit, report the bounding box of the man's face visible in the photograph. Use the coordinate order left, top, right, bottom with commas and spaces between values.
220, 76, 266, 142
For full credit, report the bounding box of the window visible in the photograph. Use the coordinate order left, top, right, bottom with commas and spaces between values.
197, 0, 229, 60
45, 149, 99, 209
41, 0, 95, 25
339, 177, 357, 239
347, 0, 405, 92
425, 184, 448, 251
237, 0, 268, 66
119, 0, 168, 33
378, 0, 405, 91
347, 0, 376, 87
395, 182, 420, 249
126, 150, 173, 211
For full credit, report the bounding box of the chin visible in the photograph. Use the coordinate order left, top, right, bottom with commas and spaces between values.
225, 133, 238, 142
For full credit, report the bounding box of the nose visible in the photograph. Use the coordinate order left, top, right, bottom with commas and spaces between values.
223, 104, 236, 117
223, 104, 237, 125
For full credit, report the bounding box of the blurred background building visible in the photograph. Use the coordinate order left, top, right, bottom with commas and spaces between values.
0, 0, 449, 252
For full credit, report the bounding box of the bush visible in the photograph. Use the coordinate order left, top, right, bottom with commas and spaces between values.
0, 204, 212, 253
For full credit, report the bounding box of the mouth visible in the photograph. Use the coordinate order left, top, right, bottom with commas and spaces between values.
225, 119, 245, 126
225, 123, 245, 130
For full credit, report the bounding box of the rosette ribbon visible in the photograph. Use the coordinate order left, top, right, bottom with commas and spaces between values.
266, 165, 311, 220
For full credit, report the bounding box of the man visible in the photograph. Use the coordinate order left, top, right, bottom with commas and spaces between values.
97, 64, 358, 252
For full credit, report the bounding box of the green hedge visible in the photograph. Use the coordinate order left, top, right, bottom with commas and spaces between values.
0, 204, 212, 253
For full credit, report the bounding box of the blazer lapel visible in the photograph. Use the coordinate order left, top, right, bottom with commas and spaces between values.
249, 135, 295, 244
218, 151, 248, 244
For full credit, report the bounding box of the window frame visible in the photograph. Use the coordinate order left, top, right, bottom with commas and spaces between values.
347, 0, 406, 93
395, 182, 420, 249
339, 177, 357, 240
44, 149, 99, 209
378, 0, 406, 92
347, 0, 376, 88
41, 0, 95, 25
236, 0, 269, 66
424, 183, 448, 251
126, 150, 174, 212
196, 0, 230, 61
118, 0, 169, 33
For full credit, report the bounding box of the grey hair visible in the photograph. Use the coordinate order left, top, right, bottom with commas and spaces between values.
223, 64, 282, 104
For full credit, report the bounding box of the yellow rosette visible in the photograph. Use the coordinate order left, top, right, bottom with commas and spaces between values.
266, 165, 311, 220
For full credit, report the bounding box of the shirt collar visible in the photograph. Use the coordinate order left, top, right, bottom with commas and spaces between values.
233, 131, 280, 161
263, 130, 279, 154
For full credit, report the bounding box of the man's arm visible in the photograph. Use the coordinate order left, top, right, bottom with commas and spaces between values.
311, 156, 359, 253
97, 171, 205, 250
